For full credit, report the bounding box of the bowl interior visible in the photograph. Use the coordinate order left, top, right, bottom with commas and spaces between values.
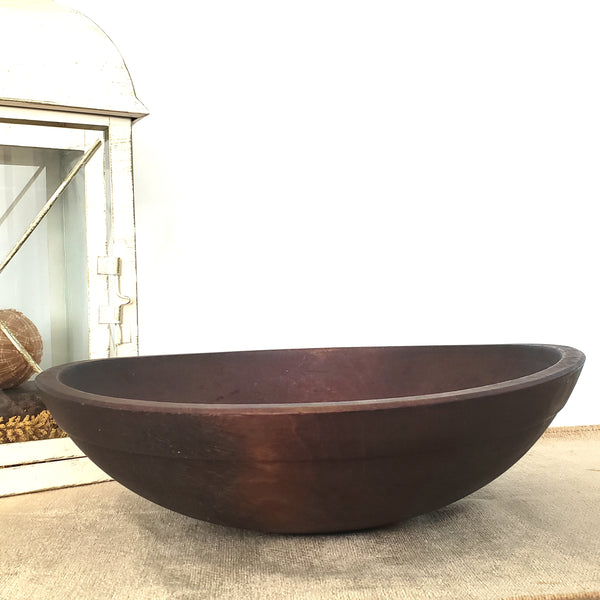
56, 345, 562, 405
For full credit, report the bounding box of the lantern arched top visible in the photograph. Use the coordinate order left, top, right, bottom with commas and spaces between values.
0, 0, 148, 120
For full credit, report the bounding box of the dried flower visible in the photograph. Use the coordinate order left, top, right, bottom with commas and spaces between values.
0, 410, 66, 444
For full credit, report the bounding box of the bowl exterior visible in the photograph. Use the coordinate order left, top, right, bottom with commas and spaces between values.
37, 355, 583, 533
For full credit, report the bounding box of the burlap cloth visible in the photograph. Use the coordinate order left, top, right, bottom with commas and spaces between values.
0, 426, 598, 600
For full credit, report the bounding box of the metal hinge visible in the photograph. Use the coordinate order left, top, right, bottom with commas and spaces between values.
97, 256, 132, 344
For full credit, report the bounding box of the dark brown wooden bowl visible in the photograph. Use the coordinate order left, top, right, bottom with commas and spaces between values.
36, 345, 584, 533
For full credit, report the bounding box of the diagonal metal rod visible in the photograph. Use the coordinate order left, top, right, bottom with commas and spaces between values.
0, 138, 103, 276
0, 164, 45, 229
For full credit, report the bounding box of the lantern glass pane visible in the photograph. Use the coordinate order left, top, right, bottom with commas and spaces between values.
0, 145, 88, 369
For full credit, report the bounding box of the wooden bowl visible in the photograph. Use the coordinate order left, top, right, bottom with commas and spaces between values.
36, 345, 584, 533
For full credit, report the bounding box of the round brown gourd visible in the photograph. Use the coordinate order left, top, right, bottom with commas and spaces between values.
0, 309, 43, 389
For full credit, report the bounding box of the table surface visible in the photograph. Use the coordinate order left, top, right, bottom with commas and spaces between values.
1, 426, 599, 600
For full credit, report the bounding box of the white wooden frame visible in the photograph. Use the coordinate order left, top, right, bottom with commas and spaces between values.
0, 107, 139, 495
0, 438, 111, 497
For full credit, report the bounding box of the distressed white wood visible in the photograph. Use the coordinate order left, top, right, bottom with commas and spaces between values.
0, 122, 84, 150
84, 128, 112, 359
0, 437, 84, 468
0, 456, 111, 497
107, 116, 139, 357
0, 0, 148, 119
0, 105, 110, 129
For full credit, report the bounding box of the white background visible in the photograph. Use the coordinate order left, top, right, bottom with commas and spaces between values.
61, 0, 598, 426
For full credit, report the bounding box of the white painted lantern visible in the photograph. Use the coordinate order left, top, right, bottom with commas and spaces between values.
0, 0, 147, 366
0, 0, 147, 493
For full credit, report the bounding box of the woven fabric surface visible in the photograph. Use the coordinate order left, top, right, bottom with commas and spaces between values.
0, 427, 598, 600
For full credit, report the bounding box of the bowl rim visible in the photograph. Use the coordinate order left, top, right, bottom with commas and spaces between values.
35, 344, 585, 415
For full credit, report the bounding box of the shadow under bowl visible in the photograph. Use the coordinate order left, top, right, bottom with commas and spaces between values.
35, 344, 584, 533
